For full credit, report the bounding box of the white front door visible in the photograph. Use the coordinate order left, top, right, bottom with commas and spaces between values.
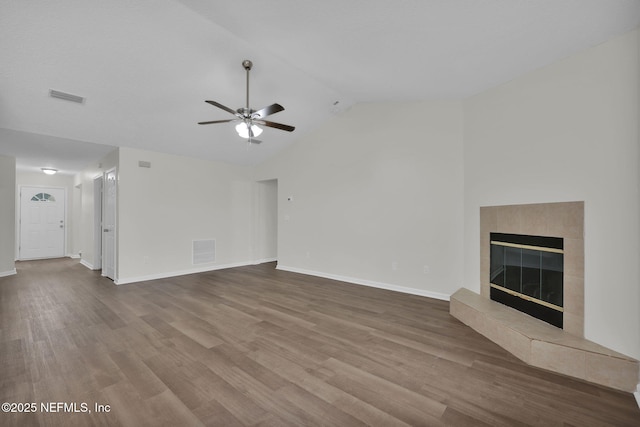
102, 168, 117, 280
20, 187, 66, 260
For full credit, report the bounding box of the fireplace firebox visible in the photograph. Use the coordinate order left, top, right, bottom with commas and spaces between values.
489, 233, 563, 328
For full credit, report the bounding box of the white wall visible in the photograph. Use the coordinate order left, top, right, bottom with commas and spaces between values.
0, 155, 16, 275
255, 101, 464, 298
116, 147, 255, 283
463, 30, 640, 359
15, 171, 76, 257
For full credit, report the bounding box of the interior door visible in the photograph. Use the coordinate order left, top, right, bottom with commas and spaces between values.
102, 168, 116, 280
20, 187, 65, 259
93, 176, 103, 270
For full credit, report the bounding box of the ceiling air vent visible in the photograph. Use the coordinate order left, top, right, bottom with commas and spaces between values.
49, 89, 85, 104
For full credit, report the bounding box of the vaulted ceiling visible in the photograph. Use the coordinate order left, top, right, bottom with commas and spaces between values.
1, 0, 639, 174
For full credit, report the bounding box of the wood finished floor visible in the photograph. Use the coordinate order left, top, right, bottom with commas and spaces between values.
0, 259, 638, 427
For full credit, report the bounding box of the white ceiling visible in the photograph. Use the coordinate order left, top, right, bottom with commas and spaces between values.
1, 0, 639, 173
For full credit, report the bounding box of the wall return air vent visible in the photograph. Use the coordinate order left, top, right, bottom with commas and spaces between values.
193, 240, 215, 265
49, 89, 85, 104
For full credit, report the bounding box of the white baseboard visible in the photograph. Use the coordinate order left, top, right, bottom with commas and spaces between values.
276, 265, 450, 301
114, 261, 256, 285
635, 384, 640, 409
253, 257, 277, 265
97, 260, 451, 302
80, 259, 96, 270
67, 253, 81, 259
0, 268, 17, 278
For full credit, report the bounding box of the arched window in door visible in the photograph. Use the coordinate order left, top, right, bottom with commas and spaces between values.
30, 192, 56, 202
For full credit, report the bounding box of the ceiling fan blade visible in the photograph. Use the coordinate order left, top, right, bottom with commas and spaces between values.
258, 120, 295, 132
252, 103, 284, 119
205, 100, 239, 116
198, 119, 236, 125
248, 139, 262, 144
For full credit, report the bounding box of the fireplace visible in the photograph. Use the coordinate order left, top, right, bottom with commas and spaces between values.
450, 202, 639, 393
489, 232, 564, 328
480, 201, 583, 336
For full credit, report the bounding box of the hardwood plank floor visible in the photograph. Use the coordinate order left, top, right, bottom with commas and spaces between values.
0, 258, 638, 426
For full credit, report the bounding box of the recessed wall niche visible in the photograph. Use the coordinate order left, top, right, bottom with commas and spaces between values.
480, 201, 584, 337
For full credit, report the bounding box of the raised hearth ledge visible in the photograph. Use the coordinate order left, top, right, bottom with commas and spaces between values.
450, 288, 639, 393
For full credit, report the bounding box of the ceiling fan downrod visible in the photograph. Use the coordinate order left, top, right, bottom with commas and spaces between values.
242, 59, 252, 112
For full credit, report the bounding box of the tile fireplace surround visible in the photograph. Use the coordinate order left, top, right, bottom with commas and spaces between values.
450, 201, 639, 392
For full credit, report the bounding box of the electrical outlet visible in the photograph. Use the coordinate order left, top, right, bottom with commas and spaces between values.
423, 265, 430, 274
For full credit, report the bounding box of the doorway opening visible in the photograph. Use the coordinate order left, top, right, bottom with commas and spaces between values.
255, 179, 278, 263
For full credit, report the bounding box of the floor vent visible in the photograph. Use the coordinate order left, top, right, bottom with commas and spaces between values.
193, 239, 215, 265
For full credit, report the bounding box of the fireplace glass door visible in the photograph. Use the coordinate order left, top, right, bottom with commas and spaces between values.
490, 233, 563, 327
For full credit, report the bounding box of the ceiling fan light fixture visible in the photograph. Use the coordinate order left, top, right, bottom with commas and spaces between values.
235, 122, 262, 138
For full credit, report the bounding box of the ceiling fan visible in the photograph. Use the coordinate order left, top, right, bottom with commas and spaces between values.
198, 59, 295, 144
